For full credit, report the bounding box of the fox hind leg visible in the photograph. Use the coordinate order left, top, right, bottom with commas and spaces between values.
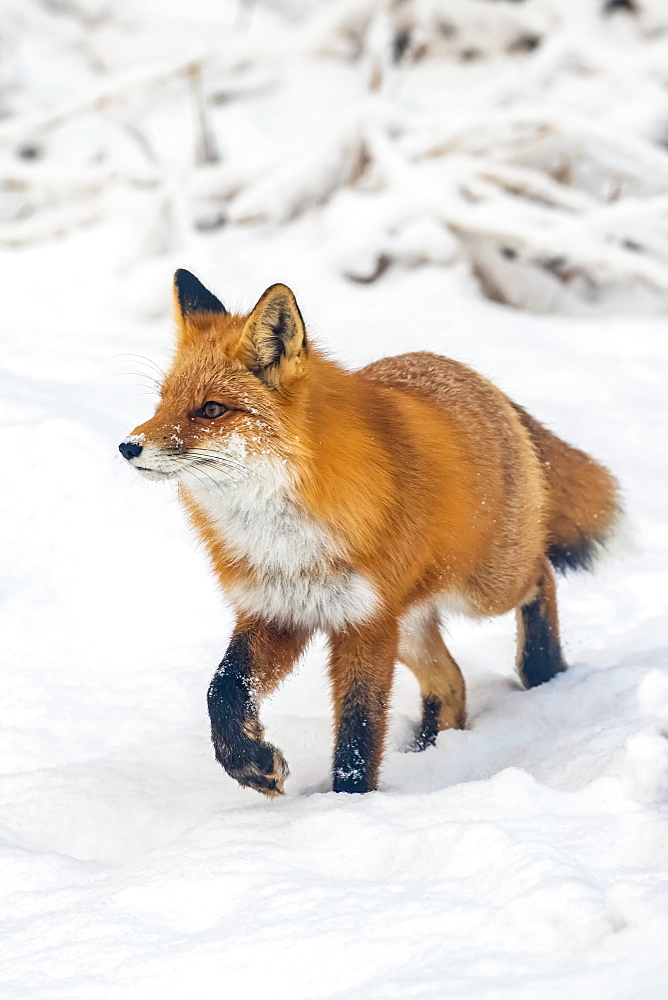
516, 557, 568, 689
399, 606, 466, 751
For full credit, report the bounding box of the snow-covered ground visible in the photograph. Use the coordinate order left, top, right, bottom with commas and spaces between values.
1, 2, 668, 997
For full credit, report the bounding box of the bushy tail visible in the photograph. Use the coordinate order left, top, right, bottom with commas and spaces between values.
512, 403, 621, 574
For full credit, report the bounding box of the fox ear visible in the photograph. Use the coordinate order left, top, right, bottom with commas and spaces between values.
237, 284, 307, 388
173, 269, 226, 337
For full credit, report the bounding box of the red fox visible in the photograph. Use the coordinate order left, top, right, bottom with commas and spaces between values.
119, 269, 620, 796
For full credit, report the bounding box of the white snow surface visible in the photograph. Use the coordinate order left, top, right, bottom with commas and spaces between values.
1, 2, 668, 998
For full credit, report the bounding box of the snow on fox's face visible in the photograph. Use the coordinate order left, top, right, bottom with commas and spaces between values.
119, 271, 308, 490
119, 355, 290, 488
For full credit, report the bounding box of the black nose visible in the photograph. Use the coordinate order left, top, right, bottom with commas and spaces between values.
119, 440, 143, 461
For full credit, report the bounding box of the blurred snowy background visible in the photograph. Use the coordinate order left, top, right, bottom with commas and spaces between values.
3, 0, 668, 310
1, 2, 667, 998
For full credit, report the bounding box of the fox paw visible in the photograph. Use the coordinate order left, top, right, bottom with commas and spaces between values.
408, 696, 466, 752
215, 735, 289, 798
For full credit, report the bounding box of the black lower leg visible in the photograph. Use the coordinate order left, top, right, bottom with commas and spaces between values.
412, 695, 441, 751
518, 596, 567, 689
207, 632, 254, 764
207, 632, 286, 794
333, 685, 382, 794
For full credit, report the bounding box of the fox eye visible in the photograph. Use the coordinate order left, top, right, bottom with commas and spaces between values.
197, 401, 228, 419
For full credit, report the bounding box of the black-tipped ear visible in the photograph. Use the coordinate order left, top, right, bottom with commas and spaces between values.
238, 284, 307, 387
174, 269, 226, 318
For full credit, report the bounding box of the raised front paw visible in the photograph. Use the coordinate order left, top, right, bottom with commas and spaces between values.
212, 726, 289, 798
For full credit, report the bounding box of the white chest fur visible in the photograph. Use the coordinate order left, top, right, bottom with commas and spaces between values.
185, 452, 378, 631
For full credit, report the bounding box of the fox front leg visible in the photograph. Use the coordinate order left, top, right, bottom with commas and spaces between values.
328, 618, 397, 793
207, 623, 308, 797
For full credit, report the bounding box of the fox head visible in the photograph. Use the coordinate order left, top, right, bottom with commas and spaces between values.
118, 270, 309, 487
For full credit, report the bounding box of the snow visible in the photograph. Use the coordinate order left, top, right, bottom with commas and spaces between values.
1, 2, 668, 998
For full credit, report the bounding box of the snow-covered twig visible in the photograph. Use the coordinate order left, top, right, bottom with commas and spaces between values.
0, 56, 207, 150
